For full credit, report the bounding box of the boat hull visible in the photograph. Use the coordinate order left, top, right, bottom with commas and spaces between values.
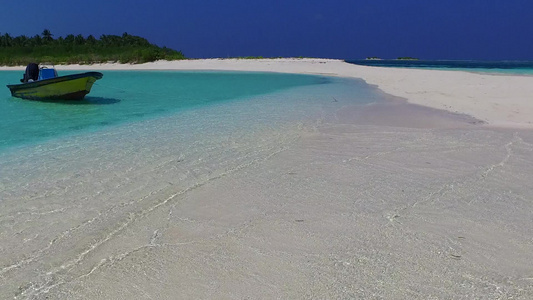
6, 72, 103, 100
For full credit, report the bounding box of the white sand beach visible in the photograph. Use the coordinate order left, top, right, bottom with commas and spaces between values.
1, 59, 533, 299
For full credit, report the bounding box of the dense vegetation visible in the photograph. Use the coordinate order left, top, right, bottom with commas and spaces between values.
0, 30, 186, 66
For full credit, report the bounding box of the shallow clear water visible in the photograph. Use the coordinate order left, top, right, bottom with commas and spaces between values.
0, 71, 390, 298
0, 71, 330, 152
0, 71, 384, 190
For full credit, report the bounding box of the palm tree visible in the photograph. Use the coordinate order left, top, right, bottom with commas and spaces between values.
31, 34, 42, 46
86, 35, 97, 45
74, 34, 85, 45
64, 34, 75, 44
13, 35, 29, 47
42, 29, 53, 42
1, 33, 13, 47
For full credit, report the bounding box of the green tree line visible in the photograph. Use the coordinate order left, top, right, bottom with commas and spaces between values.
0, 30, 186, 66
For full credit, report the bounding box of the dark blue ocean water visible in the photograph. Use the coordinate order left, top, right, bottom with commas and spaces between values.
346, 60, 533, 75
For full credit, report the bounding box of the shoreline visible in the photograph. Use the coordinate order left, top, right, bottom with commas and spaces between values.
2, 58, 533, 129
2, 60, 533, 298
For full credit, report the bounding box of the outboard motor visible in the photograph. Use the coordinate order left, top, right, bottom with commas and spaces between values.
21, 63, 39, 83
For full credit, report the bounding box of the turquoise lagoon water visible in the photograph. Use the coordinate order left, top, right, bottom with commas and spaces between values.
1, 71, 383, 155
0, 71, 322, 151
0, 70, 383, 231
346, 60, 533, 75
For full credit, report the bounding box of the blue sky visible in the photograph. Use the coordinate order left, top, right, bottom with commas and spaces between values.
1, 0, 532, 60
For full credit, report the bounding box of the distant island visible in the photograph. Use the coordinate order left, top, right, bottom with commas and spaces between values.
0, 30, 186, 66
365, 57, 419, 61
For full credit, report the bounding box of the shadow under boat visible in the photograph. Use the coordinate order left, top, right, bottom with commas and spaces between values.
24, 96, 122, 105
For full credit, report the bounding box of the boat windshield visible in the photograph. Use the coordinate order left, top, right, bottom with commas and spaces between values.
39, 67, 58, 80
